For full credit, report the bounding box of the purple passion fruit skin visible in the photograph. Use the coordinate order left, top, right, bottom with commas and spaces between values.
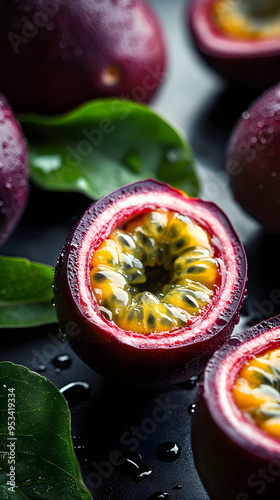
226, 83, 280, 234
53, 179, 247, 387
187, 0, 280, 89
0, 0, 166, 115
191, 316, 280, 500
0, 94, 29, 246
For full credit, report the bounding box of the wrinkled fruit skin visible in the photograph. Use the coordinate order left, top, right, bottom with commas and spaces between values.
187, 0, 280, 88
0, 94, 29, 246
53, 179, 247, 386
226, 83, 280, 234
0, 0, 166, 114
192, 316, 280, 500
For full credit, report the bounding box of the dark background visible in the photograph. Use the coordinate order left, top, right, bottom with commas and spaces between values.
1, 1, 280, 499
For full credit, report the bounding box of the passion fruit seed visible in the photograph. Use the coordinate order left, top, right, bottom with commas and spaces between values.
213, 0, 280, 39
90, 209, 219, 335
233, 347, 280, 439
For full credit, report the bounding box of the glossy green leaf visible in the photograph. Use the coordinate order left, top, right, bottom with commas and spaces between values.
0, 362, 92, 499
0, 256, 56, 328
19, 99, 199, 199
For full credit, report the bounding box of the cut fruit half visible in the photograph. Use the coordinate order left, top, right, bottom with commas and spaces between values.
53, 179, 247, 386
187, 0, 280, 88
192, 315, 280, 500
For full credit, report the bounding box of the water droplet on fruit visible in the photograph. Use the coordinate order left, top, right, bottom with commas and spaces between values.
242, 111, 250, 120
52, 354, 72, 369
60, 381, 91, 409
74, 46, 83, 56
258, 184, 264, 190
46, 22, 55, 31
155, 442, 181, 462
251, 137, 257, 144
188, 403, 196, 415
147, 493, 169, 500
59, 39, 68, 49
257, 121, 264, 128
116, 451, 152, 481
271, 171, 277, 177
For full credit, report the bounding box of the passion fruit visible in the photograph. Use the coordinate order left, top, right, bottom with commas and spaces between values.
0, 0, 166, 114
187, 0, 280, 88
0, 94, 29, 246
53, 179, 247, 386
226, 83, 280, 234
191, 315, 280, 500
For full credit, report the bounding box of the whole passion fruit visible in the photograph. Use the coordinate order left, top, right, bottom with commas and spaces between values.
0, 0, 166, 115
0, 94, 29, 246
187, 0, 280, 88
226, 83, 280, 234
192, 315, 280, 500
53, 180, 247, 386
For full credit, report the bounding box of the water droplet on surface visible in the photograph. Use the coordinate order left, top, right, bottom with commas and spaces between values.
116, 451, 152, 481
147, 493, 169, 500
173, 483, 183, 490
36, 363, 47, 373
180, 375, 200, 390
60, 381, 91, 409
271, 171, 277, 177
242, 111, 250, 120
188, 403, 196, 415
155, 442, 181, 462
52, 354, 72, 369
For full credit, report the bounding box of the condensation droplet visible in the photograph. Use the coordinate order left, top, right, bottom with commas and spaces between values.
242, 111, 250, 120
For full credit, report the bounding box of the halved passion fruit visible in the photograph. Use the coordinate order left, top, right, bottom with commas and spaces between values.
192, 315, 280, 500
187, 0, 280, 88
53, 180, 247, 386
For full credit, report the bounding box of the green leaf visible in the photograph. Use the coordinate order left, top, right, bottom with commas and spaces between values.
19, 98, 199, 199
0, 256, 57, 328
0, 362, 92, 499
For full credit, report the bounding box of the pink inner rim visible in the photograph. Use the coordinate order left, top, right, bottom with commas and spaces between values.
210, 328, 280, 459
74, 190, 240, 349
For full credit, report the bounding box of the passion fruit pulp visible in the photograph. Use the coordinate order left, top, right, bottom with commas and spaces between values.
0, 94, 29, 246
187, 0, 280, 88
192, 316, 280, 500
0, 0, 166, 114
53, 180, 247, 386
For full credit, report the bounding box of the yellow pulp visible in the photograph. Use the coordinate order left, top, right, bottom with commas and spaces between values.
90, 209, 219, 335
212, 0, 280, 39
233, 347, 280, 439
